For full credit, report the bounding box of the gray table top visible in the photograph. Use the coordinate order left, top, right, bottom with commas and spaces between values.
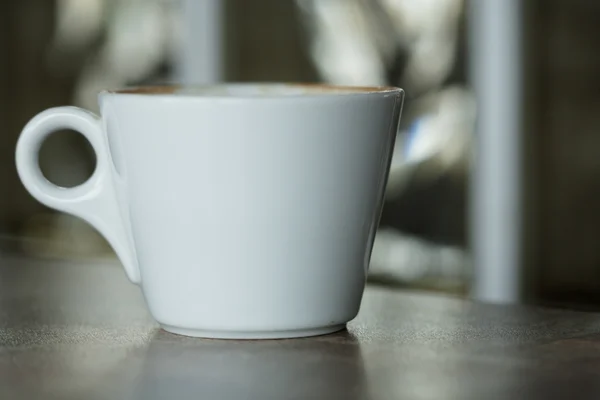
1, 256, 600, 399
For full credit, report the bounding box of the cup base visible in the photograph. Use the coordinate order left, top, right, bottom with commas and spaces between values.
160, 323, 346, 339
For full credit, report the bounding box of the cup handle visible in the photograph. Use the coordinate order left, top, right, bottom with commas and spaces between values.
15, 106, 140, 283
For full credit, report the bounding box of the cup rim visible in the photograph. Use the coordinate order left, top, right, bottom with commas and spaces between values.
100, 83, 404, 98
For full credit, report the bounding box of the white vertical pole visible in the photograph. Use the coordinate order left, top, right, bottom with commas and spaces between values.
177, 0, 224, 84
469, 0, 524, 303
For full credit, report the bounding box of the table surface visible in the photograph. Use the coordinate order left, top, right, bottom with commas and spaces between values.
1, 256, 600, 400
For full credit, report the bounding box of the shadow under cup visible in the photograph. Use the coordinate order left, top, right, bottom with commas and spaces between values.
15, 83, 404, 339
132, 330, 367, 400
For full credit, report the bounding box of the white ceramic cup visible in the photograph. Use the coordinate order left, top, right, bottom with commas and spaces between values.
15, 83, 404, 339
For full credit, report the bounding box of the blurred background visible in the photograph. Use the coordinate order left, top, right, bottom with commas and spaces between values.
1, 0, 599, 309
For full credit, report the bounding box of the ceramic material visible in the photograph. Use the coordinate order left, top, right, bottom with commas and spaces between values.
15, 83, 404, 339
